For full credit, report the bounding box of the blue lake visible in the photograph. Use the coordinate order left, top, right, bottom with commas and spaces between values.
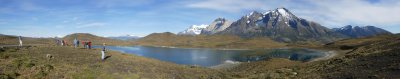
94, 46, 327, 67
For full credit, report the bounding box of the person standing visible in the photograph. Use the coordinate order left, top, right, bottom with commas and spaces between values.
64, 40, 68, 46
101, 43, 106, 61
76, 40, 80, 47
61, 40, 65, 46
82, 41, 85, 48
18, 36, 22, 47
88, 41, 92, 49
84, 41, 88, 49
56, 39, 60, 46
73, 38, 78, 48
60, 40, 63, 46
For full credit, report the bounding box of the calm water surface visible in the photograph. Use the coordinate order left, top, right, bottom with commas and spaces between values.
94, 46, 327, 67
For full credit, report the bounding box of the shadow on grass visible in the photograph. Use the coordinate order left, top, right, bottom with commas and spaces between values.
105, 55, 112, 60
102, 55, 112, 62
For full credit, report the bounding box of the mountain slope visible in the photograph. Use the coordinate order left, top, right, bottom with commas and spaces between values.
201, 18, 232, 35
178, 24, 208, 35
333, 25, 392, 38
218, 8, 346, 43
297, 34, 400, 78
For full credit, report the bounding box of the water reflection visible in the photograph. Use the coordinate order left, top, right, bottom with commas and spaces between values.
94, 46, 326, 67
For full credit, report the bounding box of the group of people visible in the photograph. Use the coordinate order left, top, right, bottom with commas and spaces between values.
55, 37, 106, 61
57, 38, 92, 49
17, 36, 107, 61
81, 41, 92, 49
56, 40, 67, 46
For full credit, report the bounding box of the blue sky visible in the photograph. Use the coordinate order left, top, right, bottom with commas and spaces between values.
0, 0, 399, 37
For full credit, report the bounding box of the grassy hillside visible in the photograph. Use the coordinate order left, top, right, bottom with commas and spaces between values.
63, 33, 134, 46
135, 32, 287, 49
214, 34, 400, 78
296, 34, 400, 78
0, 46, 229, 79
0, 34, 55, 45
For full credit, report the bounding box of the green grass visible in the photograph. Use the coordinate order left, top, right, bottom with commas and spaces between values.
1, 33, 399, 78
0, 46, 228, 79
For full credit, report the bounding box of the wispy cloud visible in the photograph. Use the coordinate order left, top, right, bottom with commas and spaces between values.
18, 1, 44, 11
94, 0, 154, 8
301, 0, 400, 27
76, 22, 106, 28
186, 0, 270, 12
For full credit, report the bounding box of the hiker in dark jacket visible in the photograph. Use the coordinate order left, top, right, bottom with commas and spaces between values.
76, 40, 80, 47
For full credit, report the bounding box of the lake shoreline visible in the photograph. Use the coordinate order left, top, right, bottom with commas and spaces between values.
209, 50, 338, 69
98, 45, 337, 68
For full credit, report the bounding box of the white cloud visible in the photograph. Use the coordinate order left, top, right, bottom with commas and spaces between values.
76, 22, 106, 28
186, 0, 272, 12
302, 0, 400, 27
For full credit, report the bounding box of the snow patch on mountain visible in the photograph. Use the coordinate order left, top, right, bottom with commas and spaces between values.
178, 24, 209, 35
277, 8, 289, 17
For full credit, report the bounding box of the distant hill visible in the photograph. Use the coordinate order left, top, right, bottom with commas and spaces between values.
135, 32, 287, 49
333, 25, 392, 38
63, 33, 133, 45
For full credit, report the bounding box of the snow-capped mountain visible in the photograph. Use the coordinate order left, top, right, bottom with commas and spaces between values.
218, 7, 345, 43
178, 24, 209, 35
333, 25, 392, 38
201, 18, 232, 35
108, 34, 143, 40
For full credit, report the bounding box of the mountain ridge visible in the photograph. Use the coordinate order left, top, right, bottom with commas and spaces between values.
217, 8, 346, 43
333, 25, 392, 38
175, 7, 391, 43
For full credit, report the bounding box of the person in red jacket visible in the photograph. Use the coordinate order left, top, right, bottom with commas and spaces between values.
82, 41, 86, 48
88, 41, 92, 49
